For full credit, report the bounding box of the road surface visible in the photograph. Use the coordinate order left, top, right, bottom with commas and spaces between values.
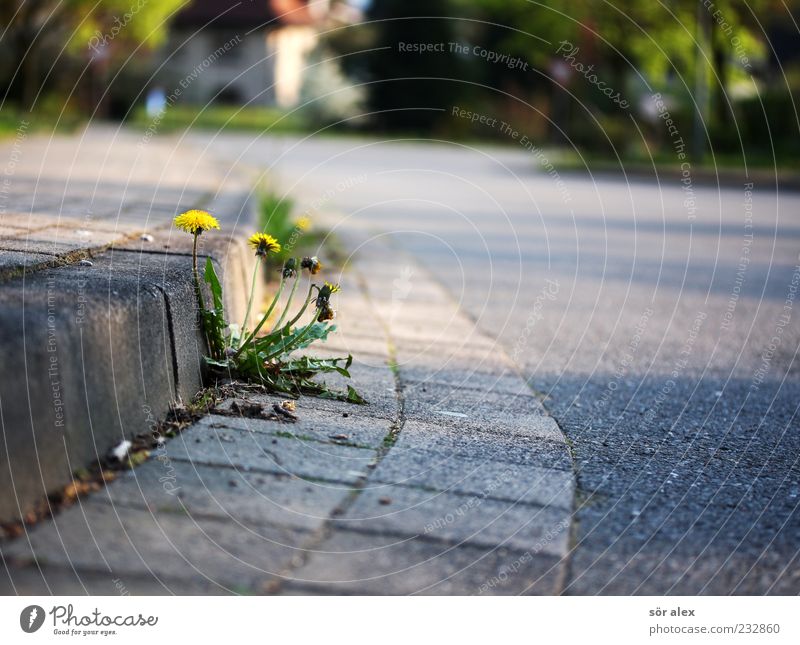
192, 132, 800, 594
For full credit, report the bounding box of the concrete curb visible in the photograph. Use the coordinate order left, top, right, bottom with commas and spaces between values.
1, 225, 576, 596
0, 194, 261, 524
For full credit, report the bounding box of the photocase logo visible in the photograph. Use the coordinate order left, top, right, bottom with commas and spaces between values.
20, 605, 45, 633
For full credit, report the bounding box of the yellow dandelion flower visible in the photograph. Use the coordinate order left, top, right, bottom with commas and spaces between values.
174, 209, 220, 234
296, 216, 311, 232
324, 281, 341, 294
248, 232, 281, 256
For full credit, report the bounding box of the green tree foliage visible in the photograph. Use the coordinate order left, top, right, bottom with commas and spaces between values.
1, 0, 185, 108
343, 0, 470, 131
327, 0, 797, 155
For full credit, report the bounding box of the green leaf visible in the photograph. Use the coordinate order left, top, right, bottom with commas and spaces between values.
200, 258, 227, 360
201, 310, 226, 360
280, 355, 353, 378
346, 385, 368, 405
260, 322, 336, 360
204, 257, 224, 316
204, 356, 232, 370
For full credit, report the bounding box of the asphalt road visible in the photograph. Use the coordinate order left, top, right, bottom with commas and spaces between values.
194, 132, 800, 594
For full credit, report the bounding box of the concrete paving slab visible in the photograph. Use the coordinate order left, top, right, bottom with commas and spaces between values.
394, 420, 573, 471
401, 384, 560, 443
370, 448, 574, 509
335, 485, 571, 557
1, 500, 304, 591
0, 563, 231, 595
199, 409, 391, 449
166, 422, 377, 485
96, 459, 353, 532
0, 250, 55, 274
287, 530, 563, 595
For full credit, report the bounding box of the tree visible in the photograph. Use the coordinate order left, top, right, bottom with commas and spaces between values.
1, 0, 185, 110
344, 0, 470, 131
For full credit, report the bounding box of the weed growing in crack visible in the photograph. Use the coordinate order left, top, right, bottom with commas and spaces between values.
174, 209, 366, 404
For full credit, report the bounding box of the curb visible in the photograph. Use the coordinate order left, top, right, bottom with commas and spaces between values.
1, 225, 576, 595
0, 193, 261, 524
560, 165, 800, 191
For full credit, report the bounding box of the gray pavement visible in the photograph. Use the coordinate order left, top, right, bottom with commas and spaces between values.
1, 234, 571, 594
191, 133, 800, 594
0, 128, 261, 524
2, 127, 798, 595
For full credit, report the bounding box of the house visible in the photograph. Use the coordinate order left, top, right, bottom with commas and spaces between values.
157, 0, 330, 107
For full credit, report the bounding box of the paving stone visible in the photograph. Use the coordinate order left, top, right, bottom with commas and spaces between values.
376, 304, 477, 343
392, 326, 499, 352
98, 459, 354, 532
370, 448, 574, 509
318, 332, 390, 358
0, 236, 88, 255
402, 366, 534, 397
200, 409, 391, 449
166, 422, 377, 485
286, 530, 563, 595
333, 309, 391, 338
336, 485, 571, 556
0, 500, 307, 591
0, 212, 68, 231
401, 384, 561, 443
247, 373, 397, 421
53, 216, 145, 236
0, 564, 231, 595
293, 390, 397, 420
394, 420, 572, 471
0, 250, 55, 274
394, 339, 511, 376
23, 226, 123, 249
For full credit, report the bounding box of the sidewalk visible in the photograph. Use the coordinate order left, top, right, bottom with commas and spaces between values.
0, 125, 252, 275
1, 227, 575, 594
0, 127, 260, 524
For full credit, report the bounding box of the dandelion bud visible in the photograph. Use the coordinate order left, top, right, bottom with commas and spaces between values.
300, 256, 322, 275
317, 304, 336, 322
282, 257, 297, 278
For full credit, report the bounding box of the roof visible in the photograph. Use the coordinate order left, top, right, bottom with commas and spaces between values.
173, 0, 315, 30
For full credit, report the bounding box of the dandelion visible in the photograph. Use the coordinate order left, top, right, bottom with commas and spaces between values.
296, 216, 311, 231
173, 209, 220, 313
282, 258, 298, 279
300, 256, 322, 275
248, 232, 281, 257
316, 281, 340, 308
174, 209, 220, 234
174, 203, 363, 402
242, 232, 282, 338
267, 258, 302, 332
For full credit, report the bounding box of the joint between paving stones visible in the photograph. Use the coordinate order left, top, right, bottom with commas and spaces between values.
268, 258, 408, 591
344, 233, 577, 594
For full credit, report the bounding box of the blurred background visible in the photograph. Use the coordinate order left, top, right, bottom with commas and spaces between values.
1, 0, 797, 171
